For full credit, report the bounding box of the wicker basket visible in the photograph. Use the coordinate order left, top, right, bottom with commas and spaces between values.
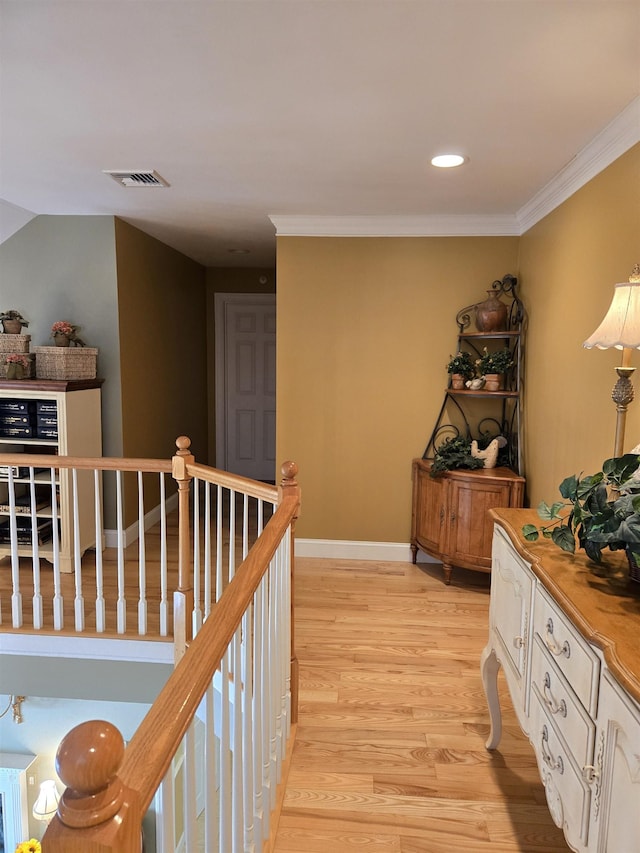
33, 346, 98, 380
0, 353, 34, 379
0, 334, 31, 354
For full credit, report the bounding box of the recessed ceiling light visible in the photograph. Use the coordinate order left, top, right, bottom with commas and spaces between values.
431, 154, 466, 168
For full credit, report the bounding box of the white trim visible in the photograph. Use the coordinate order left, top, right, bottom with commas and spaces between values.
270, 97, 640, 239
0, 632, 173, 663
295, 537, 439, 563
269, 214, 519, 237
517, 96, 640, 233
103, 492, 178, 549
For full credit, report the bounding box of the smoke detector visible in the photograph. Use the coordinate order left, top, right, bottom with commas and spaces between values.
103, 170, 170, 187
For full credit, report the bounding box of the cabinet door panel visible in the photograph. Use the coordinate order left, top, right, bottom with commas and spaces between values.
413, 464, 445, 555
447, 478, 512, 567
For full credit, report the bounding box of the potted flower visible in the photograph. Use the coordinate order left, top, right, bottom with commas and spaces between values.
4, 353, 30, 380
446, 351, 475, 389
476, 347, 513, 390
0, 310, 29, 334
15, 840, 41, 853
51, 320, 85, 347
522, 454, 640, 582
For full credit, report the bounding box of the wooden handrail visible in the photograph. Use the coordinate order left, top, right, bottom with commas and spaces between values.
43, 461, 300, 851
187, 460, 279, 502
0, 451, 173, 473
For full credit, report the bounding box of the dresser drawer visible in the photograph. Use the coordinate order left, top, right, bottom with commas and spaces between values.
531, 634, 595, 768
531, 688, 592, 851
533, 586, 600, 717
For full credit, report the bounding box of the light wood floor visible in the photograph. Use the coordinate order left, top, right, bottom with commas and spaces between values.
274, 558, 570, 853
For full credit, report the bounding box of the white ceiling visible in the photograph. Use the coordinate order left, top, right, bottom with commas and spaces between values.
1, 0, 638, 268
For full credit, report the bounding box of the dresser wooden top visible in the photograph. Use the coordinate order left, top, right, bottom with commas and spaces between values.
492, 508, 640, 705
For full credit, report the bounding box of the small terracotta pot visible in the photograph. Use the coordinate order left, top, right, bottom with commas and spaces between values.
54, 333, 71, 348
450, 374, 465, 390
483, 373, 503, 391
2, 319, 23, 334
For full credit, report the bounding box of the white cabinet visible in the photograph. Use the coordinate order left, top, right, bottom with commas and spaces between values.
482, 514, 640, 853
0, 379, 103, 573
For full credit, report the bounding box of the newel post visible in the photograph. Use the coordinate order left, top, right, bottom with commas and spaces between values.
43, 720, 141, 852
279, 460, 300, 724
172, 435, 195, 661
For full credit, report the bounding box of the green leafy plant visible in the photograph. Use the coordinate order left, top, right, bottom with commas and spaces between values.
446, 351, 475, 379
477, 347, 513, 375
430, 435, 484, 476
522, 454, 640, 566
0, 309, 29, 329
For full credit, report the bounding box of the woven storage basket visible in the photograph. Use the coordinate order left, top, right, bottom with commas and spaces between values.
0, 353, 34, 379
0, 334, 31, 354
33, 346, 98, 380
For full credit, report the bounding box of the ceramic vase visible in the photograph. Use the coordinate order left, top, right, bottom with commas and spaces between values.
475, 290, 507, 332
54, 333, 71, 348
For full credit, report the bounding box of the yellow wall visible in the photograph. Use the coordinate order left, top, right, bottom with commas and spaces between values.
519, 143, 640, 507
114, 219, 208, 464
276, 236, 519, 540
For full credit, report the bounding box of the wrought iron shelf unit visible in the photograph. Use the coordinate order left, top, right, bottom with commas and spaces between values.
423, 273, 526, 475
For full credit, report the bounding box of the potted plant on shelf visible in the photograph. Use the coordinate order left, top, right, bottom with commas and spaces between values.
446, 351, 475, 390
430, 435, 485, 476
0, 310, 29, 334
50, 320, 85, 347
4, 353, 30, 380
476, 347, 513, 391
522, 453, 640, 582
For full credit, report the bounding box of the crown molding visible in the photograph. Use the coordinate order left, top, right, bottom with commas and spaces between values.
517, 96, 640, 233
270, 97, 640, 240
269, 213, 520, 237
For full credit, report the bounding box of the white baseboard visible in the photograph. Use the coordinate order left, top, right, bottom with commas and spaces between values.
294, 538, 439, 563
104, 492, 179, 549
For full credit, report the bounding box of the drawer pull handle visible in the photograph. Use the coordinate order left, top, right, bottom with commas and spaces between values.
513, 636, 525, 649
543, 672, 567, 717
541, 725, 564, 774
545, 618, 571, 658
582, 764, 600, 784
439, 507, 444, 524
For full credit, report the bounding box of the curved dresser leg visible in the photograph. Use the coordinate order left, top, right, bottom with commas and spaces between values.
410, 543, 418, 564
480, 644, 502, 750
442, 563, 452, 584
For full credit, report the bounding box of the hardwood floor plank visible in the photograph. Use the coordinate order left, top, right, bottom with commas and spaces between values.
273, 557, 570, 852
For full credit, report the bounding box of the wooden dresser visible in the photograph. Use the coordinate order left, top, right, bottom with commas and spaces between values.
482, 509, 640, 853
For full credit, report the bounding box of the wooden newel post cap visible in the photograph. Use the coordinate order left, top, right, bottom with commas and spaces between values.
280, 460, 298, 485
175, 435, 192, 456
55, 720, 125, 828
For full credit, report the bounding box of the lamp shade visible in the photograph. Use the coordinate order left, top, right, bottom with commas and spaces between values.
32, 779, 60, 822
584, 279, 640, 351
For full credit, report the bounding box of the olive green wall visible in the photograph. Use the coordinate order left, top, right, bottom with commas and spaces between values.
276, 237, 519, 541
205, 267, 276, 465
519, 143, 640, 507
115, 219, 208, 464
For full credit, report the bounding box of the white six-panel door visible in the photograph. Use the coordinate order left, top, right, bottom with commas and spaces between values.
215, 293, 276, 481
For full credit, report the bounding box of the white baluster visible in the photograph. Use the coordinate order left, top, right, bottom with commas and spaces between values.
232, 624, 244, 851
261, 571, 272, 835
159, 473, 168, 637
204, 481, 212, 619
219, 645, 232, 853
203, 682, 218, 852
242, 606, 255, 852
243, 493, 249, 559
138, 471, 147, 635
50, 467, 63, 630
94, 469, 105, 632
72, 468, 85, 631
183, 722, 198, 852
216, 484, 223, 602
192, 477, 202, 636
116, 469, 126, 633
8, 470, 22, 628
252, 579, 265, 842
229, 488, 236, 581
156, 766, 175, 853
28, 471, 42, 629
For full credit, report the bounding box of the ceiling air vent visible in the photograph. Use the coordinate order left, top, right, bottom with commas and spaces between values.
103, 170, 170, 188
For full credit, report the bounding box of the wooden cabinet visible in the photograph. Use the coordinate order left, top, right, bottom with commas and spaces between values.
411, 458, 524, 584
0, 378, 103, 573
482, 510, 640, 853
